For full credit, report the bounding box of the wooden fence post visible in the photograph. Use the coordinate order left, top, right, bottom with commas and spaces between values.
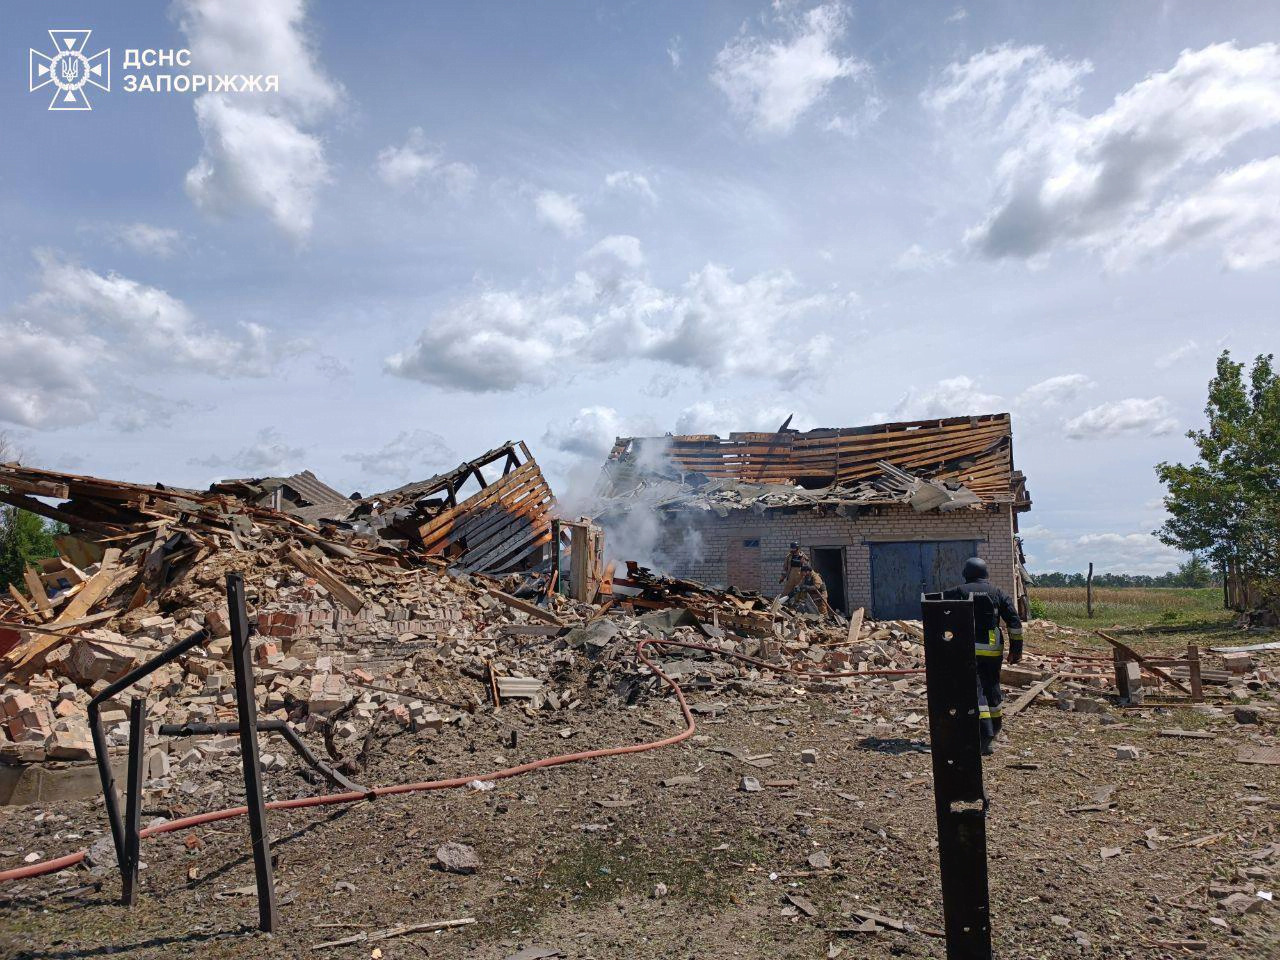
1086, 562, 1094, 619
1187, 644, 1204, 702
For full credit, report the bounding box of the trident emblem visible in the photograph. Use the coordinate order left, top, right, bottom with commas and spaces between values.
30, 29, 110, 111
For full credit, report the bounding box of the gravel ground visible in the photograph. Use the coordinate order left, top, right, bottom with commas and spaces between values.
1, 643, 1276, 960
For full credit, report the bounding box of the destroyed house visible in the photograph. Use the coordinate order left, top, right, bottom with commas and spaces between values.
597, 414, 1031, 619
349, 441, 555, 574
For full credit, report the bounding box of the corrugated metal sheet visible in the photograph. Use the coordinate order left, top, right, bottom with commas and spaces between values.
605, 413, 1028, 509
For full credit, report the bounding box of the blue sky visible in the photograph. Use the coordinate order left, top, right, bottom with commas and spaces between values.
2, 1, 1278, 574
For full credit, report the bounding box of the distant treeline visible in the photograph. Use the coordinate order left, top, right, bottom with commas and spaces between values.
1030, 557, 1220, 589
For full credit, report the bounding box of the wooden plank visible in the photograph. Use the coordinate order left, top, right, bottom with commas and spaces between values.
485, 588, 564, 626
1095, 631, 1192, 696
845, 607, 864, 645
1003, 673, 1062, 720
54, 548, 122, 624
23, 567, 54, 615
285, 549, 365, 614
0, 488, 123, 535
4, 549, 122, 676
0, 475, 71, 499
0, 609, 120, 636
6, 584, 39, 620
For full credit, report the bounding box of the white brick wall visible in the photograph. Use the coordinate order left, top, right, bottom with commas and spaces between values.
638, 503, 1018, 612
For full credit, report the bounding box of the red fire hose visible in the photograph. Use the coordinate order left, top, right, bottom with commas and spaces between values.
0, 637, 924, 884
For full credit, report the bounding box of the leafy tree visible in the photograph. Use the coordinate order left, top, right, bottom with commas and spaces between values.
1028, 567, 1222, 588
1172, 554, 1214, 588
0, 431, 64, 593
0, 506, 60, 592
1156, 351, 1280, 609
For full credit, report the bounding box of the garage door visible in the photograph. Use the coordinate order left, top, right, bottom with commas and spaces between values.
869, 540, 978, 620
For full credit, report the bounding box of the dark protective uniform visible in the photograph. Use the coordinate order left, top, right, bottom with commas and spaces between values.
947, 558, 1023, 753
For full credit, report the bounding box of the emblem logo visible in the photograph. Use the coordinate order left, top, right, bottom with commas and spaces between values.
30, 29, 110, 111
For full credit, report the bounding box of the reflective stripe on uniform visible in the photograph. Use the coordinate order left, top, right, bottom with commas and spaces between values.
979, 708, 993, 719
988, 707, 1002, 718
975, 627, 1003, 657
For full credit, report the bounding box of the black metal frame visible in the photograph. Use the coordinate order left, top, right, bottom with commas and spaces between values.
88, 624, 212, 881
226, 572, 277, 931
86, 573, 278, 931
921, 592, 992, 960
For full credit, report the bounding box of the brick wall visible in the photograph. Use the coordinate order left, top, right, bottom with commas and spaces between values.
645, 503, 1018, 613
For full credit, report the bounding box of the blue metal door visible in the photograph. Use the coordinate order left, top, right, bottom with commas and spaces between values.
921, 540, 978, 595
870, 541, 978, 619
870, 542, 924, 620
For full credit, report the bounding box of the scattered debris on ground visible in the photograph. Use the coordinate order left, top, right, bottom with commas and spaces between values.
0, 457, 1275, 958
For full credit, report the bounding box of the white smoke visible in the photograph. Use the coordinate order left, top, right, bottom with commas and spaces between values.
550, 434, 706, 575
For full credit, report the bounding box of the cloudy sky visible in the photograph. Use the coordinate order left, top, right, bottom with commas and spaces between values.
3, 1, 1278, 575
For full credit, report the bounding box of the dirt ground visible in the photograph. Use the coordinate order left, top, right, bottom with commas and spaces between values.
1, 630, 1276, 960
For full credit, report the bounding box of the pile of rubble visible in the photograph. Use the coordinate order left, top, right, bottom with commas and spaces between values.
0, 459, 929, 780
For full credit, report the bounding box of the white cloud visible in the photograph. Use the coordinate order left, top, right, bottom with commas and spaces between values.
887, 375, 1003, 420
923, 43, 1090, 127
893, 243, 953, 272
945, 8, 968, 23
28, 251, 274, 376
386, 237, 842, 393
191, 428, 307, 477
1106, 156, 1280, 271
375, 128, 477, 197
930, 42, 1280, 267
534, 190, 585, 236
543, 406, 626, 460
342, 430, 455, 484
176, 0, 342, 240
603, 170, 658, 203
667, 35, 682, 71
0, 324, 99, 429
0, 251, 280, 431
185, 97, 329, 240
823, 90, 885, 139
1030, 530, 1185, 575
109, 223, 185, 258
1063, 397, 1177, 439
1154, 339, 1199, 369
712, 2, 869, 135
1016, 373, 1094, 408
674, 399, 802, 437
583, 234, 646, 271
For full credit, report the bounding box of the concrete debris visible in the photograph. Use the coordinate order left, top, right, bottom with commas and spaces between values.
435, 841, 481, 874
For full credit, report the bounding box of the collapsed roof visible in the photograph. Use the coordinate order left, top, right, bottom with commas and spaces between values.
598, 413, 1030, 516
0, 440, 555, 579
209, 470, 355, 524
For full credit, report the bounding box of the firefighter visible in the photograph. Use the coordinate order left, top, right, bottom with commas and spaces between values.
780, 541, 806, 593
787, 557, 830, 616
950, 556, 1023, 755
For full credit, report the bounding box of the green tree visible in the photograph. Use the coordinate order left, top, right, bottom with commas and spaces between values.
0, 431, 64, 593
0, 506, 60, 592
1156, 351, 1280, 609
1171, 554, 1213, 588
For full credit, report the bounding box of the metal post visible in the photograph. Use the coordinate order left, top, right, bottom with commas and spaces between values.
121, 697, 147, 905
88, 626, 211, 884
921, 593, 992, 960
87, 701, 126, 877
226, 572, 278, 932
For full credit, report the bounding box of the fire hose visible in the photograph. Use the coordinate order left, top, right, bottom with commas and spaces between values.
0, 636, 924, 884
